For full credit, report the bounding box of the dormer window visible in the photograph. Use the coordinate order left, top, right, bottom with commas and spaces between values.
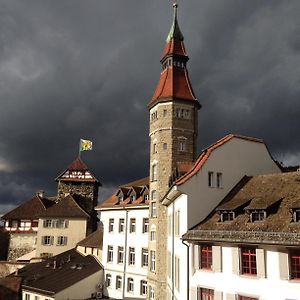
250, 210, 266, 222
221, 211, 235, 222
144, 194, 149, 201
130, 195, 136, 201
118, 196, 123, 202
293, 209, 300, 222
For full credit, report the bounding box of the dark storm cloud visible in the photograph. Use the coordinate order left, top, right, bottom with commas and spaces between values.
0, 0, 299, 213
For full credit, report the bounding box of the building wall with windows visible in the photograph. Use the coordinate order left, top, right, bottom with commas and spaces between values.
35, 218, 87, 257
163, 135, 281, 300
100, 207, 149, 299
189, 244, 300, 300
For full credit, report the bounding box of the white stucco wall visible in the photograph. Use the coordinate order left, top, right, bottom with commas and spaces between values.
100, 207, 149, 299
166, 137, 281, 300
190, 246, 300, 300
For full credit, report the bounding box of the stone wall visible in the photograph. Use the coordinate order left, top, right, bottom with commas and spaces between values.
7, 233, 36, 261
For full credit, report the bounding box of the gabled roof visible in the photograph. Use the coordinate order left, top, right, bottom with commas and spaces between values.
55, 157, 100, 184
77, 226, 103, 248
39, 195, 90, 219
15, 248, 102, 295
0, 276, 22, 300
1, 196, 54, 220
176, 134, 264, 186
183, 172, 300, 245
96, 177, 149, 210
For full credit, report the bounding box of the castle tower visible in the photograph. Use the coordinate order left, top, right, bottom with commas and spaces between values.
55, 157, 101, 214
147, 4, 201, 299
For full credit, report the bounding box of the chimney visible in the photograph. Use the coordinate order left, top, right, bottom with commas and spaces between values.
36, 190, 44, 198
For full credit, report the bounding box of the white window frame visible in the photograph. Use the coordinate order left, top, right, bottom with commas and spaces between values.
117, 246, 124, 264
56, 236, 67, 246
129, 218, 136, 233
106, 273, 112, 287
108, 218, 114, 232
107, 245, 113, 263
150, 250, 156, 272
119, 218, 125, 233
127, 278, 134, 293
143, 218, 149, 233
140, 280, 147, 295
129, 247, 135, 265
142, 248, 149, 267
116, 275, 122, 290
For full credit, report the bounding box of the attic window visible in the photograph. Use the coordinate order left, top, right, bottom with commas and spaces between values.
221, 211, 235, 222
118, 196, 123, 202
144, 194, 149, 201
131, 195, 136, 201
250, 210, 266, 222
293, 209, 300, 222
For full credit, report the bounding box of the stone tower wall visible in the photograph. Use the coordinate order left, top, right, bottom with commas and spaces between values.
148, 101, 198, 299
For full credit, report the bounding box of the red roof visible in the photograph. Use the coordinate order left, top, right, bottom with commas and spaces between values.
149, 67, 198, 108
162, 39, 187, 57
67, 157, 89, 171
176, 134, 264, 185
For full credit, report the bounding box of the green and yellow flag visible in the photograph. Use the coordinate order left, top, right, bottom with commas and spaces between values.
79, 139, 93, 152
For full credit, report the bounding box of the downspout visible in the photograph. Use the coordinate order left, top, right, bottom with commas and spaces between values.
172, 202, 175, 300
182, 239, 190, 300
122, 209, 129, 299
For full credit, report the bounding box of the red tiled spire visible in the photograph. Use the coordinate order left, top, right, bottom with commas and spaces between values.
148, 3, 201, 110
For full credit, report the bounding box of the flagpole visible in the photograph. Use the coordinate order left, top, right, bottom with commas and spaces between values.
78, 139, 81, 158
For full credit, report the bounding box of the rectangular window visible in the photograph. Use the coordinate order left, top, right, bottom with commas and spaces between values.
151, 202, 157, 218
127, 278, 134, 292
216, 172, 223, 188
238, 296, 258, 300
43, 219, 53, 228
153, 143, 157, 153
175, 256, 180, 291
241, 247, 257, 275
55, 219, 68, 228
290, 250, 300, 279
107, 245, 113, 263
197, 288, 214, 300
106, 274, 112, 287
150, 230, 156, 241
251, 211, 265, 222
25, 294, 30, 300
143, 218, 149, 233
208, 172, 214, 187
142, 248, 148, 267
129, 247, 135, 265
129, 218, 136, 233
144, 194, 149, 201
108, 218, 114, 232
163, 109, 167, 117
178, 140, 186, 152
42, 236, 53, 245
119, 218, 125, 233
117, 246, 124, 264
34, 296, 39, 300
116, 275, 122, 289
56, 236, 67, 246
221, 211, 234, 222
149, 286, 155, 300
200, 245, 212, 269
140, 280, 147, 295
152, 164, 157, 181
294, 209, 300, 222
150, 250, 156, 272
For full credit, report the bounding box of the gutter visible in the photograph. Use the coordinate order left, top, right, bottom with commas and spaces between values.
122, 209, 129, 299
181, 239, 190, 300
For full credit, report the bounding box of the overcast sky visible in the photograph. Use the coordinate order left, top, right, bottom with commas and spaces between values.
0, 0, 299, 214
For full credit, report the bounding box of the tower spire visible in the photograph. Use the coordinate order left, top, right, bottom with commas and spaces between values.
166, 2, 184, 42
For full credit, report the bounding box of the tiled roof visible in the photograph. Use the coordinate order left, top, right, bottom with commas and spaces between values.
38, 195, 90, 219
77, 226, 103, 248
176, 134, 264, 186
163, 39, 186, 57
149, 67, 199, 109
14, 248, 102, 295
0, 276, 22, 300
96, 177, 149, 210
55, 157, 99, 183
1, 196, 54, 220
183, 172, 300, 245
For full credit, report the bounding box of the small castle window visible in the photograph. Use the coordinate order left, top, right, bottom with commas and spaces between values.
151, 111, 158, 121
163, 109, 167, 117
217, 172, 223, 188
153, 143, 157, 153
163, 143, 167, 150
250, 210, 266, 222
178, 140, 187, 152
152, 163, 157, 181
208, 172, 214, 187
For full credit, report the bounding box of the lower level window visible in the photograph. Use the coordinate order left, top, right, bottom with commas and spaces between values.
140, 280, 147, 295
238, 296, 258, 300
57, 236, 67, 246
41, 236, 54, 245
116, 275, 122, 289
290, 250, 300, 279
149, 286, 155, 300
105, 274, 111, 287
127, 278, 134, 292
197, 287, 214, 300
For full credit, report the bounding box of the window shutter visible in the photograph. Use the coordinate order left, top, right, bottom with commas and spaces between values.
194, 245, 199, 270
278, 251, 289, 280
190, 287, 197, 300
232, 247, 240, 275
64, 236, 68, 245
226, 293, 235, 300
212, 246, 222, 272
256, 248, 266, 278
64, 220, 69, 228
43, 220, 46, 227
214, 290, 222, 300
50, 236, 54, 245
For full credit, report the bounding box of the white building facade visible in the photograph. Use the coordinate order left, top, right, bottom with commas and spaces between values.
162, 135, 281, 300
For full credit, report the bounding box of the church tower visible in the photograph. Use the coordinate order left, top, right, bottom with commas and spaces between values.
147, 3, 201, 299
